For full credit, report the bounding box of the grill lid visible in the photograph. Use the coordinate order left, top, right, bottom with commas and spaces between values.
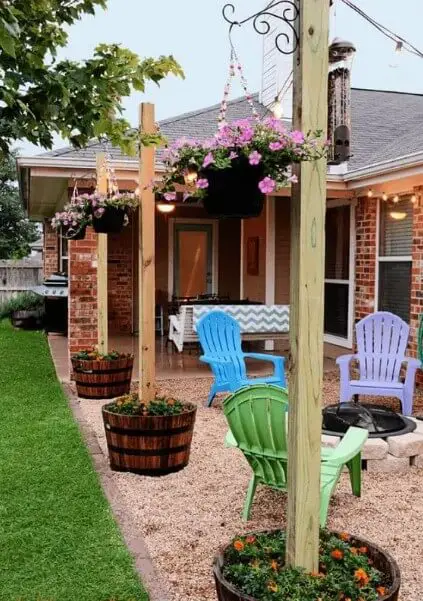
32, 272, 68, 297
322, 402, 416, 439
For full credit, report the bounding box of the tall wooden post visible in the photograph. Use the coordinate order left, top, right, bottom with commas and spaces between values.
138, 103, 156, 402
286, 0, 330, 571
96, 152, 108, 354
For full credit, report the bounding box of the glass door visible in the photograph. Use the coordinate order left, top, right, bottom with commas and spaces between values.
173, 223, 213, 298
324, 204, 354, 346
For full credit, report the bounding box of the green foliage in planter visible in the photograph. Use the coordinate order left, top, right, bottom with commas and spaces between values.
72, 349, 133, 361
0, 291, 43, 319
222, 530, 389, 601
106, 393, 192, 417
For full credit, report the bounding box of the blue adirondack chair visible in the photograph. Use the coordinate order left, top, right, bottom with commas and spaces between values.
337, 311, 421, 416
197, 310, 286, 406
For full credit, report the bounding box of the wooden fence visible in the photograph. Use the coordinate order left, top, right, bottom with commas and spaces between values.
0, 259, 43, 303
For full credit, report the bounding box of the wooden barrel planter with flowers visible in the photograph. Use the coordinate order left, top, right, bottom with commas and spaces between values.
213, 530, 400, 601
11, 309, 43, 330
102, 395, 197, 475
71, 354, 133, 399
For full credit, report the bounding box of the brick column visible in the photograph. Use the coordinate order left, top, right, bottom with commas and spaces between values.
355, 196, 377, 322
68, 227, 98, 354
108, 220, 133, 334
409, 194, 423, 360
43, 220, 59, 278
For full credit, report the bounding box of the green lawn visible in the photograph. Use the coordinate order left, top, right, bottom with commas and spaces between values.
0, 321, 148, 601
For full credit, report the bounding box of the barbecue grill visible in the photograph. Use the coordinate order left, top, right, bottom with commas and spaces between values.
32, 272, 68, 334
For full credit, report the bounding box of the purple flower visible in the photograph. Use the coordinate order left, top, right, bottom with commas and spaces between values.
229, 151, 238, 160
196, 178, 209, 190
249, 151, 262, 166
290, 130, 305, 144
258, 177, 276, 194
288, 174, 298, 184
164, 192, 177, 201
202, 152, 215, 168
269, 141, 285, 151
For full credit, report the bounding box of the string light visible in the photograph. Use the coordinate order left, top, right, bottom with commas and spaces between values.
367, 189, 373, 197
395, 41, 403, 53
382, 192, 388, 201
411, 194, 417, 204
272, 97, 284, 119
393, 195, 399, 203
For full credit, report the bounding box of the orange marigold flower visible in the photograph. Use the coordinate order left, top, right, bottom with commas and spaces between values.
167, 398, 176, 406
339, 531, 350, 542
270, 559, 278, 571
377, 587, 387, 596
233, 539, 244, 552
245, 535, 256, 544
267, 581, 279, 593
359, 546, 368, 554
354, 568, 370, 586
350, 547, 359, 555
331, 549, 344, 560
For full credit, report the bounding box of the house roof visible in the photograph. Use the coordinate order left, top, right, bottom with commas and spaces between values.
37, 88, 423, 173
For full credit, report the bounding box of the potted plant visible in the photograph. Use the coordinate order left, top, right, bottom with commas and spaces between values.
87, 191, 139, 234
0, 292, 44, 329
51, 203, 90, 240
102, 393, 197, 475
157, 117, 327, 218
213, 530, 400, 601
71, 349, 134, 399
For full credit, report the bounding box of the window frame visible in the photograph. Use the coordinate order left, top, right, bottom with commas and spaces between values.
58, 233, 69, 275
376, 198, 412, 321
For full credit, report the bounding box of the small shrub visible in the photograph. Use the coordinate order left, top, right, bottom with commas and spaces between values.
0, 292, 44, 320
72, 349, 133, 361
105, 393, 193, 417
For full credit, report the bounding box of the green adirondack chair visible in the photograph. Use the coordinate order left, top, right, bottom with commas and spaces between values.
223, 384, 368, 526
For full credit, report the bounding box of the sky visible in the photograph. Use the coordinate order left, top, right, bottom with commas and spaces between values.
19, 0, 423, 156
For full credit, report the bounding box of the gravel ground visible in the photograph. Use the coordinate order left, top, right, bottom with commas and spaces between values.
78, 376, 423, 601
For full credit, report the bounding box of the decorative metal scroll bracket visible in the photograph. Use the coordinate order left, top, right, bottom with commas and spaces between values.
222, 1, 299, 55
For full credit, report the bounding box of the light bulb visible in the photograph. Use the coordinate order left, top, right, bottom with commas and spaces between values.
367, 189, 373, 198
272, 99, 283, 120
382, 192, 388, 201
135, 187, 140, 196
395, 41, 403, 53
393, 195, 399, 203
411, 194, 417, 204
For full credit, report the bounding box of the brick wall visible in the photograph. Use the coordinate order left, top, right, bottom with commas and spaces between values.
43, 220, 58, 277
68, 227, 98, 353
409, 198, 423, 360
355, 197, 377, 322
108, 220, 133, 334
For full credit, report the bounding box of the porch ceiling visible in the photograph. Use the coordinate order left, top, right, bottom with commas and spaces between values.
28, 176, 68, 221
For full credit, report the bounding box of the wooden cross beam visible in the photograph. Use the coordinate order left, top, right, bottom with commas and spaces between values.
286, 0, 330, 572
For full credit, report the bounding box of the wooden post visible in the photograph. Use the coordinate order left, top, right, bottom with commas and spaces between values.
138, 103, 156, 402
286, 0, 330, 571
96, 153, 108, 354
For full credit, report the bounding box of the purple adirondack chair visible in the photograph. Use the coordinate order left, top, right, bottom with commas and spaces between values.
336, 312, 421, 416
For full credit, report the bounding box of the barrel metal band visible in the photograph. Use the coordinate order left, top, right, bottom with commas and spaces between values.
109, 444, 189, 456
105, 424, 192, 436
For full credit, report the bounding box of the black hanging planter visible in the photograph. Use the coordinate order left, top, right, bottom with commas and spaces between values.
92, 207, 126, 234
61, 224, 86, 240
201, 157, 264, 219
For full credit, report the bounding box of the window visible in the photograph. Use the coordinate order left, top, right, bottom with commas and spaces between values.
378, 198, 412, 322
59, 234, 68, 275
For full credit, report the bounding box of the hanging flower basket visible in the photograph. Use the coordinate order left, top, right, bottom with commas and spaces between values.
92, 206, 127, 234
213, 530, 400, 601
51, 205, 89, 240
201, 156, 264, 218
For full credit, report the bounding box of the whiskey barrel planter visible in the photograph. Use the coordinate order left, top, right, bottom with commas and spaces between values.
71, 356, 133, 399
102, 404, 197, 475
92, 207, 126, 233
213, 531, 401, 601
11, 309, 43, 330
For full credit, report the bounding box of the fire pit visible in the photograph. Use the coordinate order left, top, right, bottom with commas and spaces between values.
322, 402, 417, 439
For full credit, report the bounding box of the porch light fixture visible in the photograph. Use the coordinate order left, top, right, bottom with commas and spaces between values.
389, 211, 407, 221
157, 203, 175, 214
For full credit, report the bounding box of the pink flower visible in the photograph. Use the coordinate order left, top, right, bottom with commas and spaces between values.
288, 174, 298, 184
269, 141, 285, 151
164, 192, 177, 201
229, 151, 238, 160
290, 130, 305, 144
249, 151, 262, 166
258, 177, 276, 194
196, 178, 209, 190
202, 152, 215, 168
